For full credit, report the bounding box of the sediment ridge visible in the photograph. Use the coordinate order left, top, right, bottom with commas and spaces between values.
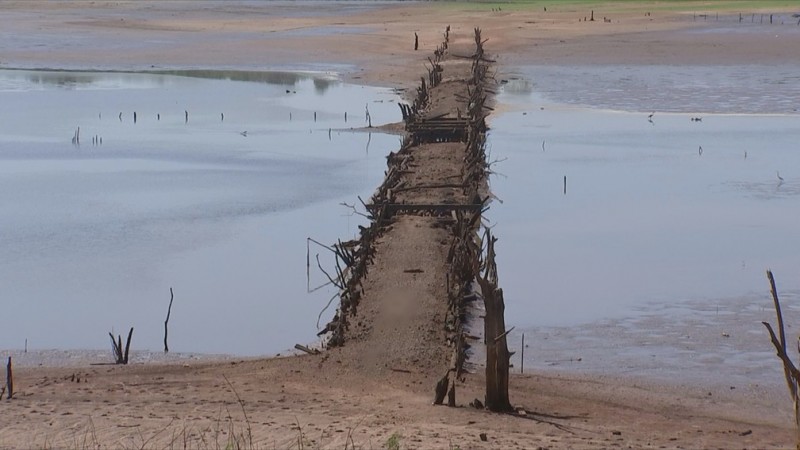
314, 28, 511, 410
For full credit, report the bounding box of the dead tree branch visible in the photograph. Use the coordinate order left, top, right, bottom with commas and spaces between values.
164, 287, 174, 353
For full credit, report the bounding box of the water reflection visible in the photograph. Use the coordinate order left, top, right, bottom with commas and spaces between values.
501, 78, 533, 95
158, 69, 338, 92
0, 69, 400, 355
6, 68, 339, 92
15, 70, 169, 91
26, 73, 95, 89
725, 179, 800, 200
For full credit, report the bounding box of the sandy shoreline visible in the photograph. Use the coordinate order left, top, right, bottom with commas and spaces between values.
3, 1, 800, 87
2, 1, 800, 448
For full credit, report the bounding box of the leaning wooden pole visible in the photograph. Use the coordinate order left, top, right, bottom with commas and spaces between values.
164, 287, 174, 353
123, 327, 134, 364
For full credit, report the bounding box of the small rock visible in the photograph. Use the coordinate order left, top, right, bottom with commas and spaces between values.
479, 433, 488, 441
740, 429, 752, 436
612, 431, 622, 436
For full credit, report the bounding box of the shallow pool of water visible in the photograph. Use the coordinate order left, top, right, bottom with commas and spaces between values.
0, 69, 400, 356
504, 64, 800, 114
491, 64, 800, 389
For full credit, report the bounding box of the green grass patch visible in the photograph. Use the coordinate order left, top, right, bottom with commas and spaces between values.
432, 1, 799, 14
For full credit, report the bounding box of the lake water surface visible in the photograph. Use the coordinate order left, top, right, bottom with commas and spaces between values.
492, 63, 800, 388
3, 61, 799, 387
0, 69, 399, 357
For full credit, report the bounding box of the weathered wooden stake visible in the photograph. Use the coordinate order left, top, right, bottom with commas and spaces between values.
5, 357, 12, 399
477, 232, 513, 412
521, 333, 525, 374
414, 32, 419, 51
563, 175, 567, 195
123, 327, 133, 364
164, 287, 174, 353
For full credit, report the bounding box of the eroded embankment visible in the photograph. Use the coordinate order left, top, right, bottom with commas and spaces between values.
316, 28, 510, 408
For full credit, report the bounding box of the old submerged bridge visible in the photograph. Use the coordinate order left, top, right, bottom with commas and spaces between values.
315, 28, 511, 412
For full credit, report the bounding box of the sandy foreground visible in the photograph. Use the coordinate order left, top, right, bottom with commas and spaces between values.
2, 1, 800, 448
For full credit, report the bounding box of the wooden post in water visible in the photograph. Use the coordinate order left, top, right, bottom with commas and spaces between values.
521, 333, 525, 374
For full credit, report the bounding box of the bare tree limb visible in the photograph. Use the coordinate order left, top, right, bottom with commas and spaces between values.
164, 288, 174, 353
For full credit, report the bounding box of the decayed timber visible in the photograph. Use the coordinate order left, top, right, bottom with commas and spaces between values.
317, 26, 511, 412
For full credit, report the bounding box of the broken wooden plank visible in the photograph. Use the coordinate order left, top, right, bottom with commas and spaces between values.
294, 344, 320, 355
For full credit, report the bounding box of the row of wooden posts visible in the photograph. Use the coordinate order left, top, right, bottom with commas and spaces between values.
317, 26, 512, 411
318, 28, 456, 347
432, 28, 512, 412
398, 26, 450, 123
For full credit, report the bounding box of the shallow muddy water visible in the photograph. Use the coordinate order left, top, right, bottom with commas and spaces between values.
493, 64, 800, 389
504, 64, 800, 115
0, 69, 399, 357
